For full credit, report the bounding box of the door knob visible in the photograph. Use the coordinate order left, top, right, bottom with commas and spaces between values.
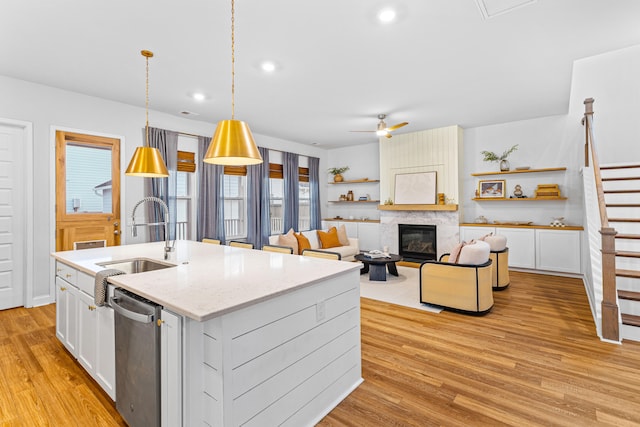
114, 230, 120, 235
113, 222, 119, 227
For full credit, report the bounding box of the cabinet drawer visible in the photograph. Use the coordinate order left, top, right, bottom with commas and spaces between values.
76, 271, 94, 296
56, 262, 77, 285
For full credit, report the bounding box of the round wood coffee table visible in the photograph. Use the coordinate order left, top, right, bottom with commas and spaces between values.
354, 253, 403, 282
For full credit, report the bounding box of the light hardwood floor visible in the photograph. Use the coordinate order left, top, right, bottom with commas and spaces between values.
2, 271, 640, 426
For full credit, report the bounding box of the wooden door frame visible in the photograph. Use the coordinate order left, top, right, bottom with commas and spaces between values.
0, 118, 34, 307
49, 126, 126, 298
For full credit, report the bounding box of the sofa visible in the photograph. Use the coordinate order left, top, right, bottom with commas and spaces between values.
269, 228, 359, 261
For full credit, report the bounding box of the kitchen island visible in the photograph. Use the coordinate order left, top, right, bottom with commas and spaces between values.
52, 240, 362, 427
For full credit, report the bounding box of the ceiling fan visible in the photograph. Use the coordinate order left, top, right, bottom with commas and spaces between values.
350, 114, 409, 138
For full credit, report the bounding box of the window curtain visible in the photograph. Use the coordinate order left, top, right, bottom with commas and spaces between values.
283, 151, 299, 232
246, 147, 270, 249
196, 135, 226, 243
308, 156, 321, 230
145, 127, 178, 241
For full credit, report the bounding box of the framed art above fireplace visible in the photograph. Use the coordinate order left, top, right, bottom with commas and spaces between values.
394, 171, 436, 204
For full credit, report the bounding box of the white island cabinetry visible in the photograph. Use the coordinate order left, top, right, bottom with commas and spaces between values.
55, 261, 116, 400
52, 241, 362, 427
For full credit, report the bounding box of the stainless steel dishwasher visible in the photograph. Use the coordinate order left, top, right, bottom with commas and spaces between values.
111, 287, 162, 427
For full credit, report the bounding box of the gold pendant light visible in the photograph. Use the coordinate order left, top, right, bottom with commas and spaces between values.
203, 0, 263, 166
125, 50, 170, 177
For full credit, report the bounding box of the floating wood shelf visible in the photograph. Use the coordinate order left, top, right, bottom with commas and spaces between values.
329, 200, 380, 203
323, 218, 381, 223
472, 197, 567, 201
460, 222, 584, 231
378, 204, 458, 211
328, 179, 380, 184
471, 167, 566, 176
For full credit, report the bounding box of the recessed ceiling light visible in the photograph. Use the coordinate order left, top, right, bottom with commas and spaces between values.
192, 93, 206, 101
261, 61, 276, 72
377, 8, 396, 23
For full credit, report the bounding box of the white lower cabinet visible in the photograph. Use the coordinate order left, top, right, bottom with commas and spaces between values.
55, 276, 79, 356
161, 309, 182, 427
459, 226, 581, 274
78, 291, 97, 373
460, 226, 495, 243
55, 263, 116, 400
500, 228, 535, 269
535, 229, 582, 274
357, 222, 380, 251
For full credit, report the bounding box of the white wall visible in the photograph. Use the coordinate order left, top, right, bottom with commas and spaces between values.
462, 114, 584, 226
326, 143, 380, 220
568, 44, 640, 164
0, 74, 326, 305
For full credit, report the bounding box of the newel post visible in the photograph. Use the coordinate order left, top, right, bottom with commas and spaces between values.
584, 98, 594, 167
600, 226, 619, 341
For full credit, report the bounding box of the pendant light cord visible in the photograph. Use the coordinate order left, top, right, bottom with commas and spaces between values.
145, 53, 150, 146
231, 0, 235, 120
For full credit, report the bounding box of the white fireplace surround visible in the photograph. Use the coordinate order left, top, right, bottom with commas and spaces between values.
380, 210, 460, 260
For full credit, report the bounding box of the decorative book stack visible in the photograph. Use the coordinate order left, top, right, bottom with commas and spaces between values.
534, 184, 561, 199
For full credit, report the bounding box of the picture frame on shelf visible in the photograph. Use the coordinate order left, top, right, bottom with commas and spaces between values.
479, 179, 506, 199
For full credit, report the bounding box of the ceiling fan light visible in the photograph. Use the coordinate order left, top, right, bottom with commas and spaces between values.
376, 129, 389, 136
203, 119, 263, 165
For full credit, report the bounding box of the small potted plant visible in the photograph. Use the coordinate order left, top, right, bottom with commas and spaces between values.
481, 144, 518, 171
328, 166, 349, 182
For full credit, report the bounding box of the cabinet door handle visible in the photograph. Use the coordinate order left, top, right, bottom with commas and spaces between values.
88, 305, 96, 311
65, 274, 72, 278
60, 286, 67, 291
157, 319, 165, 327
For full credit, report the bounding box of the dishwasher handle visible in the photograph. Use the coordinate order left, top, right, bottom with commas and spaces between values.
110, 296, 155, 324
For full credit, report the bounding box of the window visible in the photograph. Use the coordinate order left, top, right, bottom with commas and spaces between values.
176, 172, 193, 240
269, 177, 284, 235
266, 158, 312, 234
298, 181, 310, 231
175, 136, 198, 240
223, 174, 247, 239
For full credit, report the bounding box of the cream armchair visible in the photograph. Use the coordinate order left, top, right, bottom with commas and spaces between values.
419, 250, 494, 315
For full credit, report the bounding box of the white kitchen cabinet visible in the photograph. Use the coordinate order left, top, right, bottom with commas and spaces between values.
460, 226, 496, 243
95, 305, 115, 399
357, 222, 380, 251
77, 291, 97, 373
55, 261, 116, 400
500, 228, 536, 269
161, 309, 183, 427
55, 276, 79, 356
536, 229, 582, 274
76, 288, 116, 400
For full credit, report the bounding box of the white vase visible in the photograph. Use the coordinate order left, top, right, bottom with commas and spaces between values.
499, 159, 510, 171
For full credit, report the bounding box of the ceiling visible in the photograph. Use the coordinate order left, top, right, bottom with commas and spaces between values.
3, 0, 640, 148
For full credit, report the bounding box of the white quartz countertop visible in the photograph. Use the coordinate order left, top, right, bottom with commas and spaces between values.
52, 241, 360, 322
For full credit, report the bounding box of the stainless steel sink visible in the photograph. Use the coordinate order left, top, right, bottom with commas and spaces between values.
97, 258, 176, 274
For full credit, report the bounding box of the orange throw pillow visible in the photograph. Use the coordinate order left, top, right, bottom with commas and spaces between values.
294, 232, 311, 255
317, 227, 342, 249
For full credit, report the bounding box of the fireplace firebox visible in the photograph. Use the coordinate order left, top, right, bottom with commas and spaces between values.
398, 224, 437, 262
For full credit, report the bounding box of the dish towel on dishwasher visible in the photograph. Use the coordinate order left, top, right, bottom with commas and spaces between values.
94, 269, 126, 306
